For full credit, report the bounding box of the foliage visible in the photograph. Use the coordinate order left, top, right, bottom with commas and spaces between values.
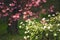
19, 12, 60, 40
0, 0, 60, 40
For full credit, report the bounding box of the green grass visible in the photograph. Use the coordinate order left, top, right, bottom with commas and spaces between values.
0, 21, 24, 40
0, 33, 24, 40
0, 21, 7, 35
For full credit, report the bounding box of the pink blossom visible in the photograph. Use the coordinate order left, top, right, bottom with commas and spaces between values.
15, 14, 20, 18
50, 5, 54, 9
6, 8, 10, 10
42, 0, 47, 3
26, 4, 29, 7
50, 9, 54, 12
12, 14, 20, 19
0, 2, 1, 4
2, 9, 6, 13
23, 15, 28, 20
19, 9, 22, 12
29, 4, 32, 7
34, 4, 39, 7
13, 0, 17, 3
9, 3, 15, 7
3, 13, 8, 16
23, 12, 27, 15
37, 0, 41, 3
23, 15, 27, 19
32, 0, 41, 7
27, 11, 33, 16
0, 6, 3, 8
32, 1, 35, 5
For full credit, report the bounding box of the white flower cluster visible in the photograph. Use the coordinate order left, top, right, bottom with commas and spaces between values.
19, 21, 25, 28
24, 35, 30, 39
24, 30, 29, 34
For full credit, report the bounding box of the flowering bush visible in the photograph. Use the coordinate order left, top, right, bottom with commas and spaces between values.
0, 0, 60, 34
19, 12, 60, 40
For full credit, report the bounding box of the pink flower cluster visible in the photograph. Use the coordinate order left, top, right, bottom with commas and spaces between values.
48, 5, 55, 12
0, 0, 48, 20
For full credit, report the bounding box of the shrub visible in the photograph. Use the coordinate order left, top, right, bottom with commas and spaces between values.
19, 12, 60, 40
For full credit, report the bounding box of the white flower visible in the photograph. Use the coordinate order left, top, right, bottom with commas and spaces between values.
36, 36, 38, 39
44, 26, 47, 28
47, 26, 50, 29
52, 14, 55, 16
48, 15, 51, 17
23, 12, 27, 15
25, 31, 28, 34
57, 24, 60, 26
46, 33, 48, 36
46, 19, 49, 21
27, 30, 29, 33
44, 23, 48, 26
25, 20, 28, 22
58, 29, 60, 32
22, 24, 25, 26
20, 22, 23, 24
41, 27, 43, 29
42, 18, 46, 21
54, 33, 57, 36
26, 19, 30, 22
49, 24, 52, 26
55, 17, 57, 19
24, 36, 27, 39
53, 18, 55, 19
59, 16, 60, 18
56, 12, 59, 14
27, 35, 30, 38
31, 33, 34, 35
19, 26, 21, 28
26, 27, 29, 30
32, 22, 35, 25
50, 30, 53, 32
43, 26, 47, 29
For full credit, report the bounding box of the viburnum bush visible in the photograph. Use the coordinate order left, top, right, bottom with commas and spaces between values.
19, 12, 60, 40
